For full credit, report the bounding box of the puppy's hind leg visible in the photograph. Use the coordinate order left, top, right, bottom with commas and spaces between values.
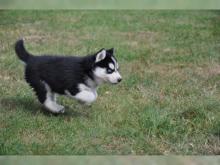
25, 71, 64, 113
51, 93, 65, 112
43, 82, 65, 113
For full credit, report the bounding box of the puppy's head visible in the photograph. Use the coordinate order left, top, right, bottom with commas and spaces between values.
93, 48, 122, 84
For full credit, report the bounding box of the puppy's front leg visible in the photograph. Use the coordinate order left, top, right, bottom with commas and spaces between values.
65, 90, 97, 105
44, 92, 65, 113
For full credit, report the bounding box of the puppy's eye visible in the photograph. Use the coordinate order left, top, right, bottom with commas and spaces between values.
107, 68, 113, 74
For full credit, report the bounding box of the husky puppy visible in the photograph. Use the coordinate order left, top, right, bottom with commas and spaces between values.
15, 39, 122, 113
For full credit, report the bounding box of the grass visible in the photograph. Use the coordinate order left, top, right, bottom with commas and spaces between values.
0, 10, 220, 155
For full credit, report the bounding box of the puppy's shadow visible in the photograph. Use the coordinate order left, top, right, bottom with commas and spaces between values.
0, 96, 90, 118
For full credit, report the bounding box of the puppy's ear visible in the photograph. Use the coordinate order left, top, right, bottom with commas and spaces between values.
107, 48, 114, 54
95, 49, 106, 63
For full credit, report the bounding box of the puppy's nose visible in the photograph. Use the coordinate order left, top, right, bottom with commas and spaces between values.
117, 78, 122, 83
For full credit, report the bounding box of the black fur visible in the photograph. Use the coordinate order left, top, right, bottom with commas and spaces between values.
15, 39, 114, 104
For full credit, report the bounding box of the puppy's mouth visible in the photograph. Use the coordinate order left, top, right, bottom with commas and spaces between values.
111, 82, 120, 85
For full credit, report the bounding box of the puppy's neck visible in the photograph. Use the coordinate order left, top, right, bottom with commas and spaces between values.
86, 77, 103, 89
94, 76, 105, 86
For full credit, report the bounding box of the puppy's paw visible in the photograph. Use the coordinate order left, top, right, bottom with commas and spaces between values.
57, 105, 65, 113
59, 107, 65, 113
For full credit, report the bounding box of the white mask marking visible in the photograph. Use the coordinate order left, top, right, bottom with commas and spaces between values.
109, 63, 115, 70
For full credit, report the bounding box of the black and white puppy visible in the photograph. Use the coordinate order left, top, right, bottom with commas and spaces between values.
15, 39, 122, 113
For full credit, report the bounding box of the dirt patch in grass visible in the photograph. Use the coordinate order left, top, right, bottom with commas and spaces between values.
113, 31, 160, 49
0, 73, 11, 81
195, 64, 220, 78
201, 136, 220, 155
23, 32, 79, 47
116, 31, 159, 41
127, 61, 220, 82
20, 130, 46, 145
126, 60, 188, 80
103, 137, 132, 154
24, 35, 48, 43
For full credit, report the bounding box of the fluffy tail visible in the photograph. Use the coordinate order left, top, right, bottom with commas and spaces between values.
15, 39, 32, 63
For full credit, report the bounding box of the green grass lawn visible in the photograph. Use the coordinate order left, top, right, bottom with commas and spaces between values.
0, 10, 220, 155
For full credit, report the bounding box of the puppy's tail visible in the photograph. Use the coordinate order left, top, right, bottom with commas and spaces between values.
15, 39, 32, 63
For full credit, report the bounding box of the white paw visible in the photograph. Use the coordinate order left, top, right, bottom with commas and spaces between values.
58, 106, 65, 113
44, 100, 65, 114
55, 104, 65, 113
